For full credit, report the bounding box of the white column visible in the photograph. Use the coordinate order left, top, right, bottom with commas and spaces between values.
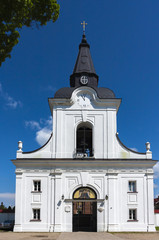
107, 171, 119, 232
146, 172, 156, 232
107, 110, 116, 158
143, 175, 148, 225
54, 172, 62, 232
56, 109, 63, 158
49, 174, 55, 232
52, 108, 57, 158
104, 174, 108, 231
14, 171, 23, 232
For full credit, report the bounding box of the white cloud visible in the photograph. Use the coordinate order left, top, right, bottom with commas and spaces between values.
154, 190, 159, 198
36, 127, 52, 146
0, 193, 15, 199
0, 193, 15, 207
154, 183, 158, 189
0, 82, 22, 109
39, 117, 52, 127
25, 116, 52, 146
25, 120, 40, 130
5, 94, 22, 109
154, 162, 159, 179
130, 147, 138, 152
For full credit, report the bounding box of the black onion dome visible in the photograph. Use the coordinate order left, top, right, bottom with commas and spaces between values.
95, 87, 116, 98
54, 87, 115, 99
54, 88, 74, 99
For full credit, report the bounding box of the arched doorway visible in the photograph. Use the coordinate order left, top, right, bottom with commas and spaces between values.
76, 123, 93, 157
73, 187, 97, 232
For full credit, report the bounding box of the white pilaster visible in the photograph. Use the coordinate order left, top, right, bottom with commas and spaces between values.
14, 171, 23, 232
107, 171, 119, 231
49, 174, 55, 232
104, 174, 108, 231
56, 109, 63, 158
146, 173, 156, 232
54, 172, 62, 232
107, 109, 116, 158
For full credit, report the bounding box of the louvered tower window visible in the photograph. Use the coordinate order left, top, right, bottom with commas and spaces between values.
76, 124, 93, 157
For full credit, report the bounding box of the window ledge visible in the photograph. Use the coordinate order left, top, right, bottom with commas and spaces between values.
127, 220, 138, 222
31, 191, 42, 193
30, 219, 41, 222
127, 191, 138, 194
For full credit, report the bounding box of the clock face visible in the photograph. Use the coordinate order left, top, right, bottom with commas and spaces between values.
77, 93, 91, 107
80, 76, 88, 85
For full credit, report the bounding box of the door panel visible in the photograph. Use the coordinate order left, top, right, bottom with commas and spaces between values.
73, 201, 97, 232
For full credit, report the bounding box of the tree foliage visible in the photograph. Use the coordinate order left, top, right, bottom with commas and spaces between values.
0, 0, 60, 66
0, 202, 6, 210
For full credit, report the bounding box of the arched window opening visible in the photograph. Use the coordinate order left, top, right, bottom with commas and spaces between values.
73, 187, 97, 200
76, 124, 93, 157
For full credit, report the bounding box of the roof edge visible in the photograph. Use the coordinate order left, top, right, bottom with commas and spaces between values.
22, 133, 53, 154
12, 158, 158, 162
116, 133, 146, 155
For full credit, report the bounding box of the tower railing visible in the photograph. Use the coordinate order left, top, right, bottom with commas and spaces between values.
74, 148, 94, 158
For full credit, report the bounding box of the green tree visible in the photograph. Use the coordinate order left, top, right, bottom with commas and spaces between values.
0, 0, 60, 66
0, 202, 6, 210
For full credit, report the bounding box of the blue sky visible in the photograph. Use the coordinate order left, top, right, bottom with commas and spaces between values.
0, 0, 159, 206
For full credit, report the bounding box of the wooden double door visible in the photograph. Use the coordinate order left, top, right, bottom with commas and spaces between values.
73, 201, 97, 232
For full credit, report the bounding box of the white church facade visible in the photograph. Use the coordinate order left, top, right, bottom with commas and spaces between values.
12, 33, 157, 232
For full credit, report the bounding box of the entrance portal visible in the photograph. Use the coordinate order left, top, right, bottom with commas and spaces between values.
73, 187, 97, 232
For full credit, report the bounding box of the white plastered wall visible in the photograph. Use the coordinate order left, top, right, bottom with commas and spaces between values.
13, 165, 156, 232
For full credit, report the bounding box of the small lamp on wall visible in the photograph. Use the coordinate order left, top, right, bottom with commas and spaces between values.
61, 194, 64, 200
105, 195, 108, 200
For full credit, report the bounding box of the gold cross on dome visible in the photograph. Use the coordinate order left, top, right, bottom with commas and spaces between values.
81, 21, 87, 34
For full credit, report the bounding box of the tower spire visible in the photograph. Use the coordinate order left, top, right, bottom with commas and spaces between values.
70, 25, 99, 88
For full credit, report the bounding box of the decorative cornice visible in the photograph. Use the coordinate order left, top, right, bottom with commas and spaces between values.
12, 159, 157, 170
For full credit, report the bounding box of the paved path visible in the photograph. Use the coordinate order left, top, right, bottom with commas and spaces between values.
0, 232, 159, 240
0, 232, 60, 240
57, 232, 122, 240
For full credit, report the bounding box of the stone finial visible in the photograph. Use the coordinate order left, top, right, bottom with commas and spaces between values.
18, 141, 23, 151
146, 142, 150, 152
